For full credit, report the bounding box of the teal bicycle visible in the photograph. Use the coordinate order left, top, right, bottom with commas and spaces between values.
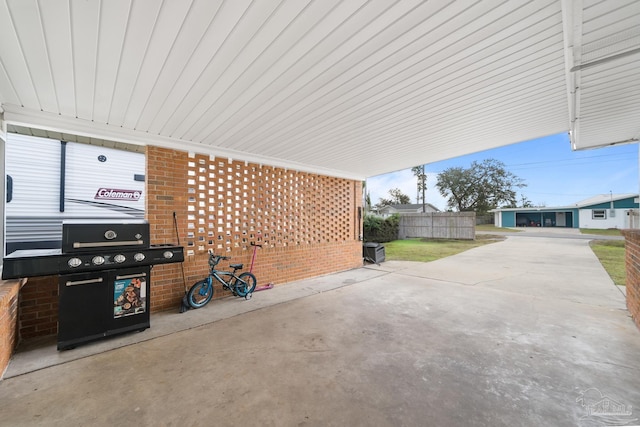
187, 250, 257, 309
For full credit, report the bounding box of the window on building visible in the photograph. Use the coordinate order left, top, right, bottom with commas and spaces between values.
592, 209, 606, 219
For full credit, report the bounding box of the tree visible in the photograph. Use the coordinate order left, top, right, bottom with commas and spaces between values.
435, 159, 525, 213
362, 181, 372, 212
412, 165, 427, 212
502, 194, 533, 209
519, 194, 533, 208
377, 188, 411, 207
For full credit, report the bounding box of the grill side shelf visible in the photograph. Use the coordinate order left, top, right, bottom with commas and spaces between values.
1, 246, 184, 280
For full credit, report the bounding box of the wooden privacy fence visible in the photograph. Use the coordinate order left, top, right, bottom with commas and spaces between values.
398, 212, 476, 240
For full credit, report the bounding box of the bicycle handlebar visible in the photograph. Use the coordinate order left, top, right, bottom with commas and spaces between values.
208, 252, 230, 269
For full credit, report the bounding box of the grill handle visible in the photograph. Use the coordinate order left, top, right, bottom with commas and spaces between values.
116, 272, 147, 280
73, 240, 144, 249
66, 278, 103, 287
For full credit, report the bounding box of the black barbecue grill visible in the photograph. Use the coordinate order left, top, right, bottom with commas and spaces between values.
2, 220, 184, 350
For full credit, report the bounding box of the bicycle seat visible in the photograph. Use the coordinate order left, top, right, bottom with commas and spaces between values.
229, 263, 243, 270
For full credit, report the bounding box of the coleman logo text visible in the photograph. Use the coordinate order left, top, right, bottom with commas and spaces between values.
95, 188, 141, 201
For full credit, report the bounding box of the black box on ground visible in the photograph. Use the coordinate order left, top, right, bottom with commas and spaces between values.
363, 242, 385, 263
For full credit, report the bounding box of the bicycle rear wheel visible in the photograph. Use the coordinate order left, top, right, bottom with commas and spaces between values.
187, 279, 213, 308
234, 272, 257, 297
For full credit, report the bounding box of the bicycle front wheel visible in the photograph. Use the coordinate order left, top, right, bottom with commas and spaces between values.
187, 279, 213, 308
234, 272, 257, 297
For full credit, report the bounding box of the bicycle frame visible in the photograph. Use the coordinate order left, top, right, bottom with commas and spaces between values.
194, 268, 242, 298
186, 251, 257, 309
210, 269, 242, 292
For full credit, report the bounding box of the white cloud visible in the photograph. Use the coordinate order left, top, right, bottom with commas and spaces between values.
365, 169, 448, 211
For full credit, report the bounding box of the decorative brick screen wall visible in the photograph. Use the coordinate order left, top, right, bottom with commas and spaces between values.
622, 230, 640, 331
184, 155, 357, 254
146, 146, 363, 312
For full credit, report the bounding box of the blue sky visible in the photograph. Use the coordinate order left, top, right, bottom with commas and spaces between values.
366, 132, 639, 211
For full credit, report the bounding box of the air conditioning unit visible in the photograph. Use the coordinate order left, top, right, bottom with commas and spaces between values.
363, 242, 385, 263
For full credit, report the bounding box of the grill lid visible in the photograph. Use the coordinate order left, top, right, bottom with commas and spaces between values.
62, 220, 150, 253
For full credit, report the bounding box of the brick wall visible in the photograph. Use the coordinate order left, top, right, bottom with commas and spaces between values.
622, 229, 640, 330
18, 276, 58, 339
0, 279, 21, 376
146, 146, 190, 310
146, 147, 363, 312
13, 145, 363, 339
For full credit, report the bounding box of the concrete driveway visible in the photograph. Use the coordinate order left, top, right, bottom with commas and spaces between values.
1, 232, 639, 426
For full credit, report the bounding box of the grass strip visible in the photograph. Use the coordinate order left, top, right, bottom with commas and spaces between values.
589, 240, 626, 286
383, 235, 504, 263
580, 228, 622, 236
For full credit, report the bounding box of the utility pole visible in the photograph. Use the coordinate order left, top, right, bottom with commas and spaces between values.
421, 164, 426, 213
411, 164, 427, 212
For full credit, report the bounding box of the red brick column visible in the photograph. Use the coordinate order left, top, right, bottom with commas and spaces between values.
145, 146, 191, 311
17, 276, 58, 338
0, 279, 22, 376
622, 229, 640, 331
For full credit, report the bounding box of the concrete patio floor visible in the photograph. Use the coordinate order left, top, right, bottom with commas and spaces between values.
0, 231, 639, 426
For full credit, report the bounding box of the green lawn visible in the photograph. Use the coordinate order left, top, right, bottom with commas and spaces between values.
383, 235, 504, 263
580, 229, 626, 287
580, 228, 622, 236
589, 240, 626, 286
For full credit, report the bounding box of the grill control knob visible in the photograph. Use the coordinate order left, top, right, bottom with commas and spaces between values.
114, 254, 126, 263
134, 253, 145, 262
163, 251, 174, 259
68, 258, 82, 268
92, 256, 105, 266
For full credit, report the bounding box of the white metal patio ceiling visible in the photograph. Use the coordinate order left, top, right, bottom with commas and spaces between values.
0, 0, 638, 180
